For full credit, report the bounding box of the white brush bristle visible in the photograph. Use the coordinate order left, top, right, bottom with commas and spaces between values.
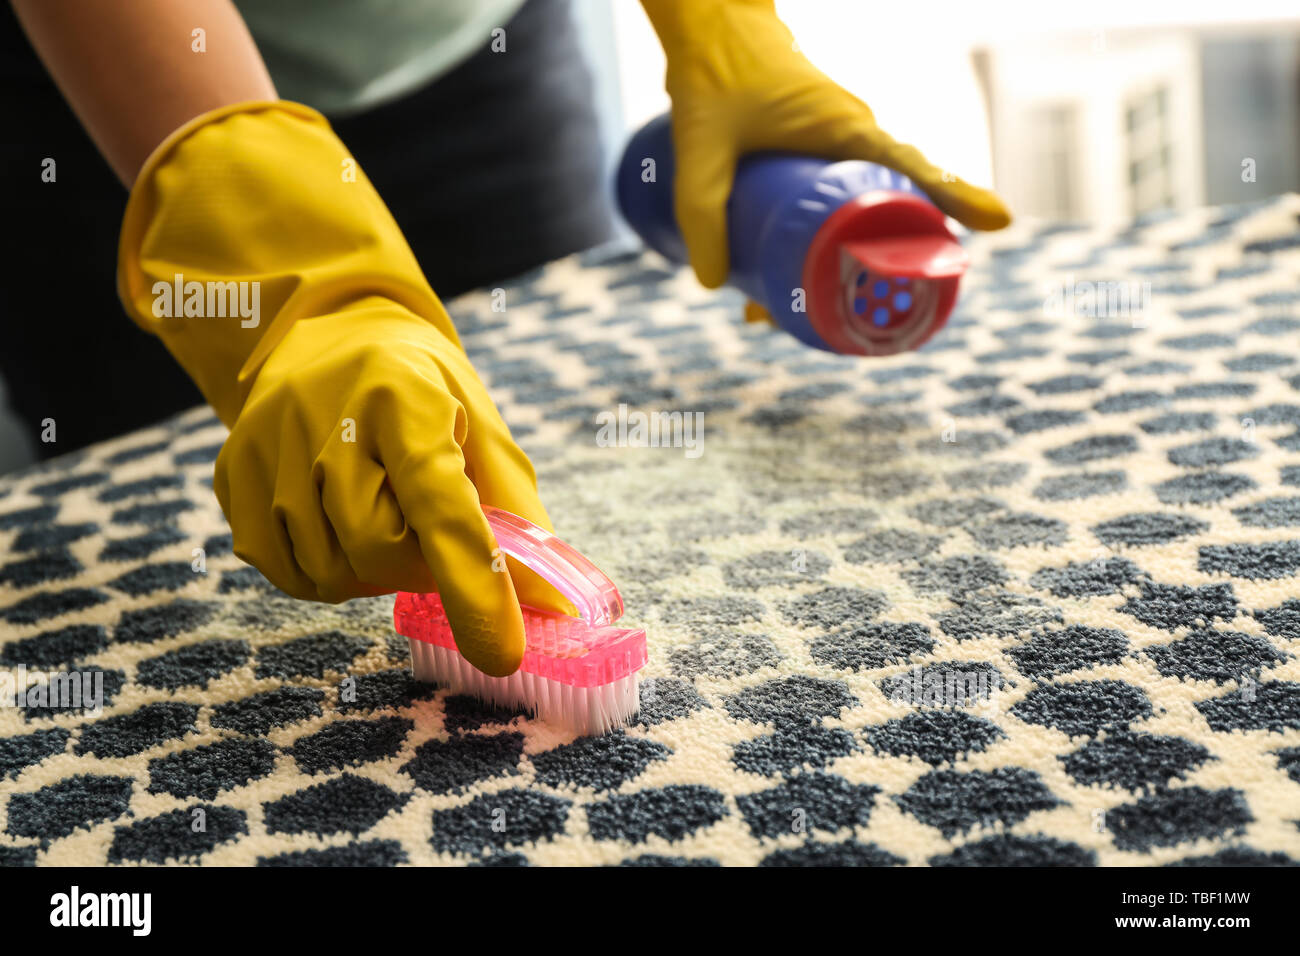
409, 638, 641, 736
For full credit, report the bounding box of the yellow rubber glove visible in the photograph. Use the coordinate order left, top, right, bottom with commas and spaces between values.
118, 101, 569, 677
641, 0, 1013, 288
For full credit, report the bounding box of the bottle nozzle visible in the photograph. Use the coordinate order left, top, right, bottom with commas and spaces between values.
803, 190, 968, 355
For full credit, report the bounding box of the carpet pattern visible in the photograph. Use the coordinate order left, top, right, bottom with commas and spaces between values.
3, 195, 1300, 866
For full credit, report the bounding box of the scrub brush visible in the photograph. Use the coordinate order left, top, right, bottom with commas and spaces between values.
394, 507, 647, 735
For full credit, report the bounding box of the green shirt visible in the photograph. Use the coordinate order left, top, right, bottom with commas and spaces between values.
236, 0, 527, 115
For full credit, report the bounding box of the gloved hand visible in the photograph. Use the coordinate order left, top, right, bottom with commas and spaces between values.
640, 0, 1013, 288
118, 101, 570, 676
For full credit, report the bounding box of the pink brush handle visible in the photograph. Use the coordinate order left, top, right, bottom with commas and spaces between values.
484, 507, 624, 627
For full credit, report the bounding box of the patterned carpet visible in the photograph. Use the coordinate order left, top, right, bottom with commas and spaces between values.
2, 195, 1300, 867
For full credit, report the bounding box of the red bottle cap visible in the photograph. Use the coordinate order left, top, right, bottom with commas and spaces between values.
802, 191, 968, 356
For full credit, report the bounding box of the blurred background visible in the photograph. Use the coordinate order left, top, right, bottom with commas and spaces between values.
578, 0, 1300, 229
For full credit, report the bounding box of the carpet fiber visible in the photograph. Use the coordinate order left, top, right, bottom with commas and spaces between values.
3, 196, 1300, 866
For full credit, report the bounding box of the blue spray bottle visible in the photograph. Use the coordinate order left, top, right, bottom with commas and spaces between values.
615, 113, 968, 356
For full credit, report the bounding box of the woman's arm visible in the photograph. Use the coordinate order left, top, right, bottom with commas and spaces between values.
637, 0, 1009, 287
11, 0, 275, 185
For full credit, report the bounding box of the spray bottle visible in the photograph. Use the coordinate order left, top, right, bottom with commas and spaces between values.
615, 113, 969, 356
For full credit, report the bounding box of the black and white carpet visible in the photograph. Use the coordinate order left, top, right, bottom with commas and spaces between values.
2, 195, 1300, 866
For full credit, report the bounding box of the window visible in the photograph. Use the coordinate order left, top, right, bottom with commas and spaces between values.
1124, 85, 1175, 216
